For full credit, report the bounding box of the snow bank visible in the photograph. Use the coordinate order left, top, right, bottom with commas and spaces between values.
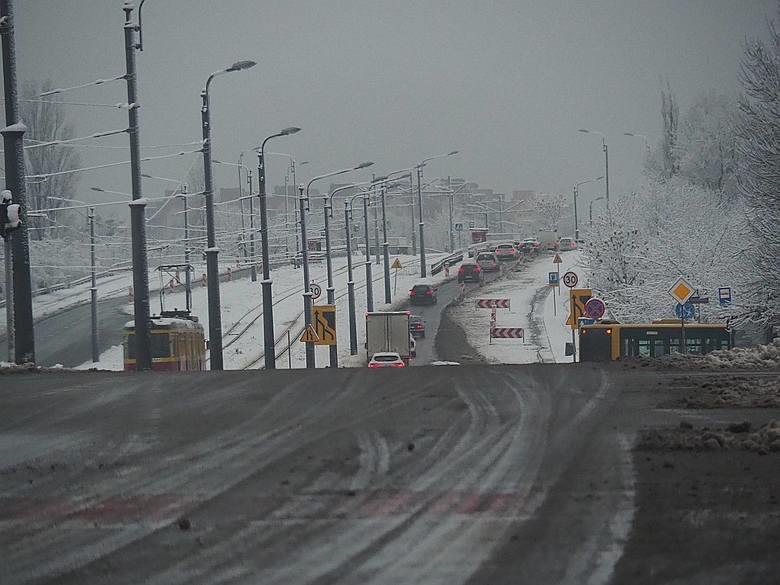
638, 419, 780, 454
655, 338, 780, 370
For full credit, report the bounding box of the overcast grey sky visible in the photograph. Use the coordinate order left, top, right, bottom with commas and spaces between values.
7, 0, 777, 208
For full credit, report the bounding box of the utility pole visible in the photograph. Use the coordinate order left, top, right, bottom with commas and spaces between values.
1, 0, 34, 364
363, 192, 374, 312
447, 176, 454, 252
381, 182, 391, 304
3, 236, 12, 362
180, 185, 192, 312
123, 2, 152, 370
409, 173, 416, 255
298, 185, 315, 368
88, 208, 99, 363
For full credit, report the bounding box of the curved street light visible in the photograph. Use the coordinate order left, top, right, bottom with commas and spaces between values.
578, 129, 609, 210
415, 150, 459, 276
573, 176, 603, 240
200, 59, 256, 370
300, 161, 374, 368
624, 131, 650, 152
589, 196, 607, 227
255, 127, 301, 370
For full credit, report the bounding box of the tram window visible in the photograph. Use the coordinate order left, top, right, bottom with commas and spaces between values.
150, 333, 171, 358
125, 333, 135, 359
686, 337, 703, 354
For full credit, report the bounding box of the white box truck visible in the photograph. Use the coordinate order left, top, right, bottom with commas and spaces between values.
365, 311, 412, 364
537, 229, 558, 251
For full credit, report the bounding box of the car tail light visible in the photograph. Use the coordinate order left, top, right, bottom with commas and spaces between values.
474, 267, 480, 272
409, 291, 415, 295
392, 362, 405, 368
416, 324, 423, 329
426, 290, 433, 295
368, 363, 380, 368
458, 268, 464, 273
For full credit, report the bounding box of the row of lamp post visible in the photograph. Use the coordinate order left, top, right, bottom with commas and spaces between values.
576, 129, 649, 233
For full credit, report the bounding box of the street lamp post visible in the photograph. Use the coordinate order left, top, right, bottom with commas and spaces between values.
578, 129, 609, 210
415, 150, 458, 277
296, 184, 316, 368
213, 158, 256, 281
201, 59, 256, 370
139, 174, 194, 308
178, 185, 192, 312
256, 127, 301, 370
266, 153, 308, 262
363, 188, 374, 312
325, 181, 377, 355
624, 132, 650, 152
305, 162, 373, 368
345, 190, 371, 354
375, 174, 411, 304
589, 196, 606, 227
344, 197, 358, 354
573, 176, 603, 241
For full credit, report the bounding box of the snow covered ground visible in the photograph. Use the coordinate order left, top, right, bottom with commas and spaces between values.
63, 252, 450, 371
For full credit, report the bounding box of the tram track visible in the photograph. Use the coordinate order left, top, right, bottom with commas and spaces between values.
237, 256, 423, 369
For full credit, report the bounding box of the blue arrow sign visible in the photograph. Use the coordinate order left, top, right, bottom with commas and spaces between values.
675, 302, 696, 320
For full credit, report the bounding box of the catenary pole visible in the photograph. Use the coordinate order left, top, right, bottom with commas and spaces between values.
1, 0, 34, 364
122, 3, 151, 370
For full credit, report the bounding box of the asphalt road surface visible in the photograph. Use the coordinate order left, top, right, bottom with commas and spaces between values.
0, 297, 129, 367
0, 364, 657, 585
404, 262, 506, 365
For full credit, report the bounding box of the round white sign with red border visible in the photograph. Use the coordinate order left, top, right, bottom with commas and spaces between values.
310, 282, 322, 300
562, 271, 579, 288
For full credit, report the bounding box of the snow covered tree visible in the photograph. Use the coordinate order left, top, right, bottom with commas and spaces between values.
676, 92, 739, 197
735, 13, 780, 330
535, 192, 566, 231
21, 80, 82, 240
649, 81, 681, 180
584, 179, 749, 325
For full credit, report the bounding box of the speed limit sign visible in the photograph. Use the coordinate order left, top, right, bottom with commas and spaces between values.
562, 271, 579, 288
310, 282, 322, 300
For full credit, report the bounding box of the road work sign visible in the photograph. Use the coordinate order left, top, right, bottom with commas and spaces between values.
312, 304, 337, 346
300, 324, 320, 343
391, 258, 403, 269
475, 298, 510, 309
566, 288, 592, 330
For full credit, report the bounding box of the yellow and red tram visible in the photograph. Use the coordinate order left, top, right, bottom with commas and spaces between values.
123, 311, 206, 371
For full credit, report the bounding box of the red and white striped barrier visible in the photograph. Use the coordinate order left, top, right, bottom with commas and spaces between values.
475, 298, 510, 309
490, 326, 524, 339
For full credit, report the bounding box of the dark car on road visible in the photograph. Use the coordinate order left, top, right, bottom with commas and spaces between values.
409, 283, 437, 305
457, 262, 483, 283
409, 315, 426, 338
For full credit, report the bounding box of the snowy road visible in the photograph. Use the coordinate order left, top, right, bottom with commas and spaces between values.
0, 364, 644, 585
